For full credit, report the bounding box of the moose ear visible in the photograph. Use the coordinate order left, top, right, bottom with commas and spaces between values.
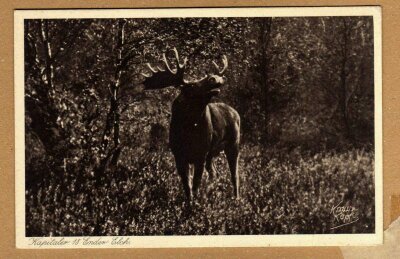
209, 76, 217, 84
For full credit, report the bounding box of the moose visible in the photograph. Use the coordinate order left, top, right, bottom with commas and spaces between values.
142, 48, 240, 200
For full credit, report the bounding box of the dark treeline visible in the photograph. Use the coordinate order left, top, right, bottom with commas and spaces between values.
24, 17, 375, 236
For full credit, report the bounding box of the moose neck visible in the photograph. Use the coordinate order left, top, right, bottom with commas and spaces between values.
172, 94, 211, 126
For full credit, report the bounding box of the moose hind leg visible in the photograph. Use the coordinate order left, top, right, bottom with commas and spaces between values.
225, 146, 240, 198
175, 159, 192, 200
192, 161, 205, 196
206, 155, 216, 180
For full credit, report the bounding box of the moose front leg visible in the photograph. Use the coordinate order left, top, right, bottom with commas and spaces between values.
192, 161, 205, 196
175, 158, 192, 200
205, 155, 216, 180
225, 145, 240, 198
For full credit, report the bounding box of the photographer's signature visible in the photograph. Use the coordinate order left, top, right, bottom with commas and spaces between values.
330, 200, 359, 229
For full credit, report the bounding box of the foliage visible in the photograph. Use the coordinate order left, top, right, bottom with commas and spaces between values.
24, 16, 375, 235
26, 145, 374, 235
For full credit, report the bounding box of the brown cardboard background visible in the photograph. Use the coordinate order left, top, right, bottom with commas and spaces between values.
390, 195, 400, 223
0, 1, 398, 258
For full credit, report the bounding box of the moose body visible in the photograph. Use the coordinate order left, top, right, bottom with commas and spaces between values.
170, 99, 240, 199
142, 48, 240, 200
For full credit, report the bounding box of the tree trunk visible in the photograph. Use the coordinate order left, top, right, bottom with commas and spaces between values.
259, 18, 273, 143
339, 19, 353, 141
34, 20, 66, 174
98, 19, 127, 177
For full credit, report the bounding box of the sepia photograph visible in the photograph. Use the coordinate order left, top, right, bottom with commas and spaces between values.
15, 7, 382, 248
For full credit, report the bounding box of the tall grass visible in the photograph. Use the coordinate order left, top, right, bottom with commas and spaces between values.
26, 144, 374, 236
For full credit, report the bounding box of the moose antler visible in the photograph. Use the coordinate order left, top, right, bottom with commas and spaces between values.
141, 48, 188, 90
162, 48, 188, 75
142, 49, 229, 90
212, 55, 228, 75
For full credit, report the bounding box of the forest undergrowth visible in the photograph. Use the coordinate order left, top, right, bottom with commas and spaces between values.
26, 144, 375, 236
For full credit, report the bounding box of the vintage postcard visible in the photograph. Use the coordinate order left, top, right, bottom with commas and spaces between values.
15, 7, 382, 248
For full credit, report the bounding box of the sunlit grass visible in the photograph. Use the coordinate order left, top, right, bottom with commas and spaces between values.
26, 144, 375, 236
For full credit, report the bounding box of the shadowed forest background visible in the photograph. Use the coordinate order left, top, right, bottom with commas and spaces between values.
24, 16, 375, 236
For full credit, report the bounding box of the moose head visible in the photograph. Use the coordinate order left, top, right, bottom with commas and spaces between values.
142, 48, 240, 201
142, 48, 228, 100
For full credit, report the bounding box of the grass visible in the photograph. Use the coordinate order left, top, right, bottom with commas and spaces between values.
25, 144, 375, 236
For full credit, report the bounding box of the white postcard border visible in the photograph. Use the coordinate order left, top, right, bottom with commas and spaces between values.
15, 6, 383, 248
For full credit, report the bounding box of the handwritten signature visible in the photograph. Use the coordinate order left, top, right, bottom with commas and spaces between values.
330, 200, 359, 230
